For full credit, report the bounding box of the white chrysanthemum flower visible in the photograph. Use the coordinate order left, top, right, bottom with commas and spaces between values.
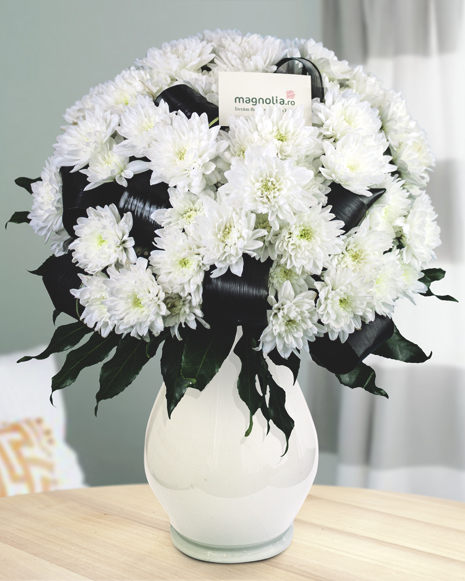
369, 250, 404, 316
347, 66, 387, 110
214, 33, 285, 72
50, 228, 70, 257
201, 29, 243, 50
194, 199, 266, 277
81, 138, 148, 190
260, 281, 323, 358
392, 129, 435, 187
116, 66, 171, 99
145, 111, 226, 194
71, 273, 114, 337
63, 83, 107, 124
365, 175, 411, 237
292, 38, 352, 80
220, 146, 316, 229
114, 97, 170, 157
150, 229, 206, 303
29, 158, 63, 240
320, 133, 395, 196
136, 37, 214, 79
152, 187, 210, 230
164, 293, 209, 340
223, 105, 321, 164
253, 213, 280, 261
315, 268, 374, 342
334, 220, 392, 276
398, 192, 441, 269
54, 110, 119, 171
69, 204, 136, 274
253, 105, 321, 161
92, 77, 139, 116
314, 88, 382, 140
379, 90, 417, 149
398, 260, 428, 302
104, 258, 168, 340
274, 205, 344, 275
268, 262, 311, 297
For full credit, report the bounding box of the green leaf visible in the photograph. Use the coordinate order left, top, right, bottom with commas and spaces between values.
234, 333, 265, 436
5, 211, 30, 229
373, 324, 431, 363
267, 372, 295, 456
420, 268, 458, 302
52, 309, 61, 325
95, 333, 165, 413
29, 255, 57, 277
51, 332, 120, 397
161, 335, 193, 418
336, 362, 388, 398
17, 322, 92, 363
267, 349, 300, 384
181, 324, 236, 391
15, 176, 40, 193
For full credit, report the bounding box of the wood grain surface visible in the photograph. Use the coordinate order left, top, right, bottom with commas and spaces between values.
0, 484, 464, 580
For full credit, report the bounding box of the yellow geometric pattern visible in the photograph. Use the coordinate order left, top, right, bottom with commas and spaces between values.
0, 418, 57, 497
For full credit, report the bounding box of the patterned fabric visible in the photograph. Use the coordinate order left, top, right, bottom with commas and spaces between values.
0, 418, 58, 497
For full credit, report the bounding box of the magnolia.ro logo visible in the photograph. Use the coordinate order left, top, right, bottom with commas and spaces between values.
286, 90, 295, 99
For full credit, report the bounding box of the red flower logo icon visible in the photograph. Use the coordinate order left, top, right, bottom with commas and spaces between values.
286, 90, 295, 99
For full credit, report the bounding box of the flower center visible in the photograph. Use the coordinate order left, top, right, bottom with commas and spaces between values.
179, 257, 192, 269
132, 294, 143, 309
177, 148, 187, 161
274, 130, 287, 143
96, 234, 107, 247
348, 247, 364, 264
338, 296, 351, 310
219, 223, 233, 243
258, 177, 279, 203
298, 226, 314, 241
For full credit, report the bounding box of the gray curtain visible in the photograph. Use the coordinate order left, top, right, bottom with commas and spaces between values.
300, 0, 465, 501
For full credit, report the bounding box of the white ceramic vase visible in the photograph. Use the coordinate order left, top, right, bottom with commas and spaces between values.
144, 335, 318, 563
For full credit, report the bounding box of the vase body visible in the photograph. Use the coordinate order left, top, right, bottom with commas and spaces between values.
144, 341, 318, 563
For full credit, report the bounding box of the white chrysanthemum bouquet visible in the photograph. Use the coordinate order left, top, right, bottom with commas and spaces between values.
10, 31, 455, 449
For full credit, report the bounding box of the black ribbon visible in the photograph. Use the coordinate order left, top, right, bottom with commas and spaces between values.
309, 314, 394, 375
202, 256, 272, 327
155, 84, 219, 126
117, 171, 170, 249
326, 183, 386, 233
42, 253, 84, 320
61, 166, 124, 238
274, 57, 324, 101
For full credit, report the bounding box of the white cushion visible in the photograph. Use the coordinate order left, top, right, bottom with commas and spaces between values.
0, 346, 86, 493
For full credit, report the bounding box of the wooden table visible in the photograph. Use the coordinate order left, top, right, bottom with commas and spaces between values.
1, 485, 464, 580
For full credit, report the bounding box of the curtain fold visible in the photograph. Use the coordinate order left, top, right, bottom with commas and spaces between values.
302, 0, 465, 501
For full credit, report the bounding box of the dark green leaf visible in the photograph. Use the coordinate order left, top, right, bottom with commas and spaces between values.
161, 334, 192, 418
267, 349, 300, 384
181, 324, 236, 391
267, 372, 295, 456
29, 255, 58, 277
96, 333, 165, 413
52, 332, 120, 397
336, 362, 388, 398
420, 268, 446, 285
17, 322, 92, 363
52, 309, 61, 325
5, 211, 30, 229
374, 324, 431, 363
15, 176, 40, 193
234, 333, 265, 436
419, 268, 458, 302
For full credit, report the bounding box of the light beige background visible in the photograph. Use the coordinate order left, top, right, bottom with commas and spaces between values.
1, 0, 322, 485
